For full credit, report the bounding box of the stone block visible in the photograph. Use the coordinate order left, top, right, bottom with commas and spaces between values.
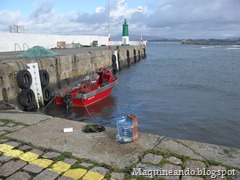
0, 160, 27, 177
39, 58, 56, 68
43, 152, 61, 159
31, 158, 53, 168
51, 161, 71, 174
0, 64, 12, 75
32, 169, 59, 180
110, 172, 125, 180
6, 172, 31, 180
23, 164, 44, 174
90, 166, 109, 176
184, 160, 206, 172
82, 171, 104, 180
63, 168, 87, 180
162, 163, 182, 180
166, 157, 182, 165
19, 152, 39, 162
142, 153, 163, 164
58, 55, 72, 64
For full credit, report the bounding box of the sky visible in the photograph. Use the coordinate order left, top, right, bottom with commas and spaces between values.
0, 0, 239, 39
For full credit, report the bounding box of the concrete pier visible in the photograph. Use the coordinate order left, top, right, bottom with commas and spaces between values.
0, 46, 146, 104
0, 112, 239, 179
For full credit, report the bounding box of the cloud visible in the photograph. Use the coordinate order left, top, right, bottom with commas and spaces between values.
145, 0, 240, 38
0, 0, 239, 39
0, 10, 22, 31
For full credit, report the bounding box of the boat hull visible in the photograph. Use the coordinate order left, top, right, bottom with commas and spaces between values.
56, 80, 117, 107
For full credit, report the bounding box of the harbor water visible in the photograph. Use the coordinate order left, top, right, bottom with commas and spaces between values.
44, 42, 240, 148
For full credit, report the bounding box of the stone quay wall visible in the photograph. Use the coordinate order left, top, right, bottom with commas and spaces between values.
0, 45, 146, 103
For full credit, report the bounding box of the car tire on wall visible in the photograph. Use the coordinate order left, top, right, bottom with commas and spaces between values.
42, 86, 53, 102
18, 89, 36, 107
39, 69, 50, 87
16, 70, 32, 89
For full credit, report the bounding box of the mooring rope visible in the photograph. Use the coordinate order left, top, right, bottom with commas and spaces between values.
81, 98, 96, 121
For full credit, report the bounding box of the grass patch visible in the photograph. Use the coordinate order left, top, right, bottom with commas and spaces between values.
0, 118, 29, 127
71, 163, 89, 170
52, 151, 73, 161
205, 159, 221, 166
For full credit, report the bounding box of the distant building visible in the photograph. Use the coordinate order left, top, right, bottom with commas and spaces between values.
9, 25, 25, 33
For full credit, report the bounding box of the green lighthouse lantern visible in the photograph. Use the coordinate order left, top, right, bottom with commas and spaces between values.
122, 19, 130, 46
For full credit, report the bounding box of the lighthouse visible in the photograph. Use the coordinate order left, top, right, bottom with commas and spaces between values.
122, 19, 130, 46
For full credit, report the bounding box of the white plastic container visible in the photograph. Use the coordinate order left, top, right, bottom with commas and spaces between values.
116, 116, 133, 143
63, 127, 73, 133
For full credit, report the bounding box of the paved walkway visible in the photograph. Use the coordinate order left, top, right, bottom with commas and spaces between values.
0, 112, 239, 179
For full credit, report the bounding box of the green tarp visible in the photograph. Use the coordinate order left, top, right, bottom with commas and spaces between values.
18, 46, 59, 58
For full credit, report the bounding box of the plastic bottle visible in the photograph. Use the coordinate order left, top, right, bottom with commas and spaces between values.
116, 116, 133, 143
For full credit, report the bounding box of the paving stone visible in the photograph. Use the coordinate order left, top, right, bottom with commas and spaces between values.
80, 162, 94, 168
82, 171, 104, 180
18, 145, 32, 151
58, 176, 74, 180
0, 144, 14, 153
207, 165, 227, 179
0, 155, 14, 162
90, 166, 109, 176
31, 158, 53, 168
0, 131, 7, 136
19, 152, 39, 162
43, 152, 61, 159
0, 126, 10, 131
110, 172, 125, 180
0, 160, 27, 177
63, 168, 88, 179
133, 163, 162, 179
184, 160, 206, 172
0, 139, 9, 143
6, 171, 31, 180
32, 169, 59, 180
166, 156, 182, 165
5, 141, 21, 148
4, 149, 23, 158
142, 153, 163, 164
9, 125, 25, 131
63, 158, 77, 165
232, 170, 240, 180
181, 176, 204, 180
30, 149, 44, 156
6, 123, 15, 127
0, 122, 5, 126
23, 164, 44, 174
51, 161, 71, 173
162, 163, 182, 180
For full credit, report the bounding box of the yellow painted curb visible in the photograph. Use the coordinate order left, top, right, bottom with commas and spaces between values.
4, 149, 23, 158
82, 171, 104, 180
51, 161, 71, 174
63, 168, 87, 179
19, 152, 39, 162
0, 144, 14, 153
31, 158, 53, 168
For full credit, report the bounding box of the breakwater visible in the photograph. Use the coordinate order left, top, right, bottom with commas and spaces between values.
0, 46, 146, 105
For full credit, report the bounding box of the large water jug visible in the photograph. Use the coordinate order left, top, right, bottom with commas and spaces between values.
116, 116, 133, 143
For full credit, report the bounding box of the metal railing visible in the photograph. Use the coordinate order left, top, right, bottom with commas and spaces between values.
14, 43, 22, 51
23, 43, 29, 51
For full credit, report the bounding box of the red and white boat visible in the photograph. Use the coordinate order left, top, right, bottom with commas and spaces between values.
55, 68, 117, 107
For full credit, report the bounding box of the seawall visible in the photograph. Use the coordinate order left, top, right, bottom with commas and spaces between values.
0, 46, 146, 105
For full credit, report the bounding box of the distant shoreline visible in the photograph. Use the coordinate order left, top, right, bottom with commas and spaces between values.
181, 40, 240, 45
148, 39, 240, 45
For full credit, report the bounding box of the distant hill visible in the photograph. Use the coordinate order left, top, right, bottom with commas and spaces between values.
111, 34, 240, 45
111, 34, 165, 41
181, 38, 240, 45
